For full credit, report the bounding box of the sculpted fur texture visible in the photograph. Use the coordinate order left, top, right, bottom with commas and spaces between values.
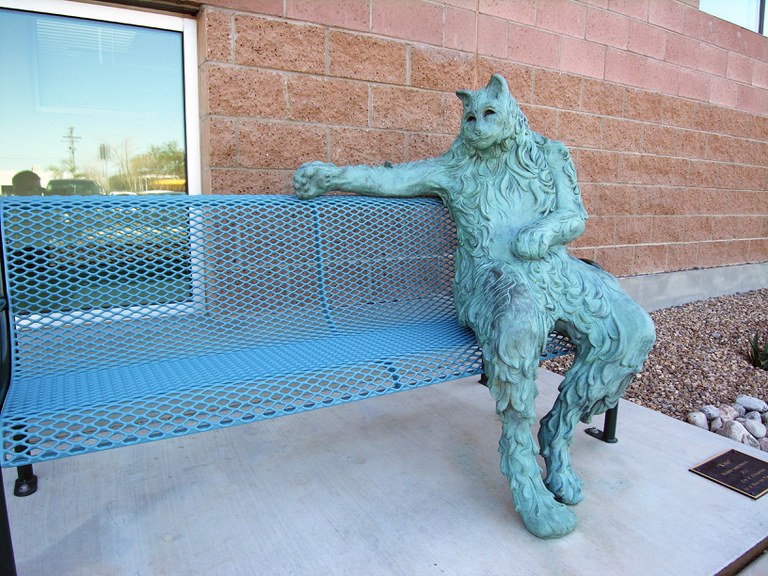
293, 74, 655, 539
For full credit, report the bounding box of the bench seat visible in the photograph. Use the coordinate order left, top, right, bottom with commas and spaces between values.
0, 194, 572, 467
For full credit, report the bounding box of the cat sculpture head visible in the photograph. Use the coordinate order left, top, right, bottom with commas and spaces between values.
455, 74, 525, 152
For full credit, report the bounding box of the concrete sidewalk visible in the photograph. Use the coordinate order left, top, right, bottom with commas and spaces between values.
4, 369, 768, 575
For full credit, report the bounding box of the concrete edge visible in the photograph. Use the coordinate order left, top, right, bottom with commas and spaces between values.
718, 535, 768, 576
618, 262, 768, 312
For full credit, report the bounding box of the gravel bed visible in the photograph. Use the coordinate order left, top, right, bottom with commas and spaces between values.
542, 288, 768, 421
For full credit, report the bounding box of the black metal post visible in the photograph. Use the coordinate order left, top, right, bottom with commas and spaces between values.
0, 468, 17, 576
585, 405, 619, 444
14, 465, 36, 498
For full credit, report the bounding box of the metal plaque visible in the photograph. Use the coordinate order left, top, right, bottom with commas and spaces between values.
690, 449, 768, 500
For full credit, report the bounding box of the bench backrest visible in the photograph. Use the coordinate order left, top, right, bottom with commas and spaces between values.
0, 194, 460, 380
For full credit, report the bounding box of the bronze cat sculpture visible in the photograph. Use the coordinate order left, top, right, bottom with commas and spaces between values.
293, 74, 655, 539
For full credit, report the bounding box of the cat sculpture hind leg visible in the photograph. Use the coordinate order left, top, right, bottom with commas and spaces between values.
293, 73, 655, 539
537, 263, 656, 505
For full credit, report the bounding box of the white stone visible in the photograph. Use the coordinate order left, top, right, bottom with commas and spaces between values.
763, 412, 768, 427
731, 403, 746, 418
744, 419, 767, 440
709, 417, 723, 433
760, 438, 768, 453
718, 405, 739, 422
745, 411, 762, 422
735, 395, 768, 413
701, 405, 720, 421
686, 412, 708, 430
716, 421, 760, 449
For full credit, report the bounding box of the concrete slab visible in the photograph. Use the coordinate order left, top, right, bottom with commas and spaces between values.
4, 370, 768, 576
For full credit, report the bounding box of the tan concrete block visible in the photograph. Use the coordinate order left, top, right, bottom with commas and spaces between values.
624, 89, 662, 123
620, 155, 689, 187
677, 129, 707, 160
202, 117, 237, 167
594, 245, 636, 277
234, 15, 325, 73
371, 87, 443, 132
411, 47, 476, 92
634, 244, 668, 275
574, 149, 620, 183
601, 117, 643, 153
476, 58, 534, 102
747, 238, 768, 263
239, 121, 327, 169
597, 184, 640, 216
444, 6, 477, 52
558, 111, 602, 148
329, 32, 407, 84
207, 168, 289, 195
582, 79, 625, 117
616, 216, 654, 245
574, 215, 615, 247
533, 70, 582, 110
286, 0, 369, 30
371, 0, 443, 45
287, 77, 368, 126
661, 95, 696, 129
443, 94, 464, 135
200, 8, 233, 63
407, 133, 456, 161
205, 65, 286, 117
330, 128, 407, 166
665, 242, 699, 271
521, 105, 557, 138
642, 124, 679, 156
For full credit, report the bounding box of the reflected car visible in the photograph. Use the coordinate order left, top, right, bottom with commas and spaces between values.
46, 179, 103, 196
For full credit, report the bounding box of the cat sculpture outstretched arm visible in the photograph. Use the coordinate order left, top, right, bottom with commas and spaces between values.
294, 159, 450, 200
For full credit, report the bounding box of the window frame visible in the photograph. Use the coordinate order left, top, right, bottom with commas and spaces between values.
0, 0, 202, 196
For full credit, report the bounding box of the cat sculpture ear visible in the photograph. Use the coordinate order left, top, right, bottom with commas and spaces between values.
487, 74, 510, 98
456, 89, 473, 108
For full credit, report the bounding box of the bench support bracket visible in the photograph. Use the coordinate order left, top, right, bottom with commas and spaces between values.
13, 465, 36, 498
585, 406, 619, 444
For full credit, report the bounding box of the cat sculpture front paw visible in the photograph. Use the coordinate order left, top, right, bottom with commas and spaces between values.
513, 225, 553, 260
293, 161, 339, 199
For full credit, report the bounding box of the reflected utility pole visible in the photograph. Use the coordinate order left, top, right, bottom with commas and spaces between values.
62, 127, 81, 177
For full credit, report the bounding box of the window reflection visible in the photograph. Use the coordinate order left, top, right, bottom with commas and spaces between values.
0, 8, 187, 196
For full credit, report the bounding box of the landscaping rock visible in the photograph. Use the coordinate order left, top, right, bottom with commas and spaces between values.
745, 411, 762, 422
744, 419, 767, 440
760, 438, 768, 453
716, 421, 760, 449
718, 404, 739, 422
709, 417, 723, 433
735, 395, 768, 413
686, 411, 708, 430
701, 405, 720, 421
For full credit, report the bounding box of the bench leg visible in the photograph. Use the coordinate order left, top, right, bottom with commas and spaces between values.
13, 466, 36, 498
585, 405, 619, 444
0, 468, 18, 576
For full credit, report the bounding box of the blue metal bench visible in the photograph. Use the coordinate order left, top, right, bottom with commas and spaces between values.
0, 193, 587, 572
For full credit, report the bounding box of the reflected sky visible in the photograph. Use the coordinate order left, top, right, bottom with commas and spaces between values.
0, 8, 186, 187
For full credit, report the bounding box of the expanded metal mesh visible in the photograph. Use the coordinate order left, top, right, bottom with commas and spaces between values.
0, 194, 572, 466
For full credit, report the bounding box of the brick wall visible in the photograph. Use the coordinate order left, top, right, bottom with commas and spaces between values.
198, 0, 767, 277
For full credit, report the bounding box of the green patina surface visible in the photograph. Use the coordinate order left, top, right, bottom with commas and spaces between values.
294, 74, 655, 539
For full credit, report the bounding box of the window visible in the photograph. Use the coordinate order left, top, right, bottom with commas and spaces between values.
0, 1, 201, 318
0, 0, 200, 196
699, 0, 767, 36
